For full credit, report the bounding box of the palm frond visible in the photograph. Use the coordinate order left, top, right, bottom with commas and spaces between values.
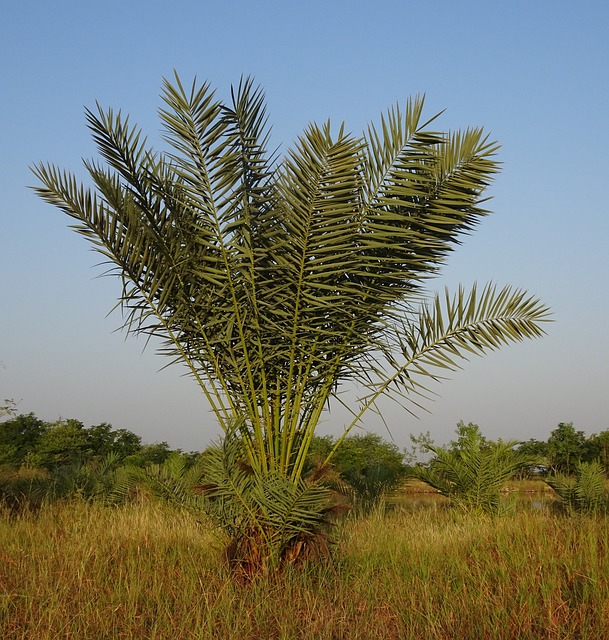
396, 282, 549, 394
361, 114, 500, 294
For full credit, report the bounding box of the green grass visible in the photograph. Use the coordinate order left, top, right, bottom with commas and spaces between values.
2, 499, 609, 639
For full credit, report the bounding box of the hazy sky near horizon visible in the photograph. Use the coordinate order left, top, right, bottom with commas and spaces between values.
2, 0, 608, 452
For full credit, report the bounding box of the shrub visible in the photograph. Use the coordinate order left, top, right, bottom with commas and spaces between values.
414, 424, 540, 515
545, 461, 608, 514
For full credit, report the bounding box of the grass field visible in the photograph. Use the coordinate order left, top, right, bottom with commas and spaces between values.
1, 498, 608, 639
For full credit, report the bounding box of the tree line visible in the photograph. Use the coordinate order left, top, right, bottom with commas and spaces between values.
0, 413, 179, 470
2, 413, 608, 497
3, 413, 608, 476
404, 420, 609, 476
0, 413, 409, 510
515, 421, 609, 476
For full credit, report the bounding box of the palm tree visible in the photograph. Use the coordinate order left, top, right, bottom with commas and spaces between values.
414, 425, 541, 514
32, 73, 549, 569
545, 461, 608, 514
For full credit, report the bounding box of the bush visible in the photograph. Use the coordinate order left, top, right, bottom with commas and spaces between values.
308, 433, 407, 511
414, 423, 540, 515
545, 461, 608, 514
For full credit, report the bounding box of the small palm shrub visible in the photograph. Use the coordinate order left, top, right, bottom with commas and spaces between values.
414, 426, 539, 515
48, 452, 137, 504
545, 461, 608, 514
0, 465, 50, 513
137, 428, 345, 578
1, 454, 140, 510
307, 434, 407, 512
130, 451, 212, 524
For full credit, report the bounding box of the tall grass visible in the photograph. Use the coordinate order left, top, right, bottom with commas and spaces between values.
2, 499, 609, 639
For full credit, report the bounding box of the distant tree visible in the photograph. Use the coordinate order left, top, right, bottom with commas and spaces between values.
111, 428, 143, 458
25, 419, 89, 470
517, 438, 549, 459
587, 430, 609, 474
85, 423, 142, 460
515, 438, 549, 476
449, 421, 490, 452
546, 422, 587, 475
0, 413, 47, 466
84, 422, 115, 458
404, 431, 435, 468
123, 441, 174, 467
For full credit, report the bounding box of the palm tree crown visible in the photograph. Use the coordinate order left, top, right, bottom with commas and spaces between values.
32, 74, 550, 482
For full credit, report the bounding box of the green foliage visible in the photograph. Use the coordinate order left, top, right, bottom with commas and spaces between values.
123, 441, 173, 467
0, 465, 51, 512
403, 430, 436, 468
516, 438, 549, 463
0, 398, 16, 419
546, 422, 587, 475
24, 419, 89, 470
545, 461, 608, 514
449, 421, 489, 451
47, 452, 138, 504
414, 423, 540, 514
85, 423, 142, 459
309, 433, 407, 511
0, 413, 161, 470
0, 453, 138, 509
0, 413, 178, 509
132, 451, 207, 511
0, 413, 46, 466
585, 430, 609, 474
516, 424, 609, 477
32, 73, 549, 568
138, 427, 339, 576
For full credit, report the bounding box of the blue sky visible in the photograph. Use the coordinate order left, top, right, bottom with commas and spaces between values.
1, 0, 608, 451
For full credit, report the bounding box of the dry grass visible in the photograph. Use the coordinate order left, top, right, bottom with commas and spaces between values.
2, 499, 609, 639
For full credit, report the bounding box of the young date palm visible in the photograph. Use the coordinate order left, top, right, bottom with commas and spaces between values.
32, 74, 549, 569
545, 461, 608, 514
414, 425, 541, 515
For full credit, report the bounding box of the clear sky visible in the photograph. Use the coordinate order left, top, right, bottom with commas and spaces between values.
1, 0, 608, 452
